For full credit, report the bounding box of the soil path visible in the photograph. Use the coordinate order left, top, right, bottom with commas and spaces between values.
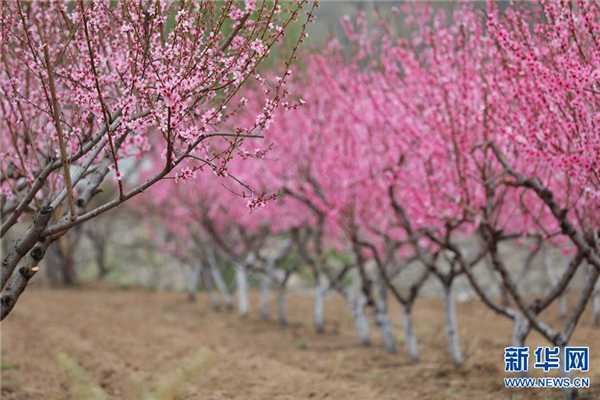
1, 286, 599, 399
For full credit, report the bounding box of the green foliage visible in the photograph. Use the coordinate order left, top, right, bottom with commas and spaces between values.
248, 272, 263, 288
295, 267, 315, 283
297, 341, 308, 350
279, 250, 300, 270
0, 363, 16, 371
222, 265, 236, 287
325, 249, 353, 266
340, 274, 354, 288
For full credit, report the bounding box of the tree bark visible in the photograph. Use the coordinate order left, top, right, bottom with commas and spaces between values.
557, 295, 568, 319
375, 309, 396, 354
96, 250, 109, 280
201, 266, 221, 311
45, 232, 79, 286
511, 314, 530, 347
207, 249, 233, 310
235, 262, 249, 317
401, 303, 420, 361
560, 346, 579, 400
45, 244, 63, 285
277, 286, 288, 326
375, 280, 396, 354
260, 269, 272, 319
260, 239, 292, 320
443, 283, 464, 367
313, 279, 326, 333
350, 294, 371, 347
1, 237, 53, 320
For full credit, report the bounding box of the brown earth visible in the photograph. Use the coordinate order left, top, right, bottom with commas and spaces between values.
1, 285, 599, 400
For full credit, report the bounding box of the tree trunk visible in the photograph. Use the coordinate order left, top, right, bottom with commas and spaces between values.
207, 287, 220, 310
45, 236, 78, 286
560, 346, 579, 400
202, 267, 221, 311
511, 314, 530, 348
401, 303, 419, 361
62, 254, 77, 286
184, 265, 201, 302
261, 239, 291, 319
350, 295, 371, 346
96, 250, 108, 280
313, 280, 326, 333
443, 283, 464, 367
45, 243, 63, 285
277, 286, 288, 326
235, 262, 249, 316
208, 252, 233, 310
510, 315, 531, 377
375, 280, 396, 354
500, 285, 511, 308
59, 234, 77, 285
557, 295, 568, 319
375, 309, 396, 354
260, 268, 273, 320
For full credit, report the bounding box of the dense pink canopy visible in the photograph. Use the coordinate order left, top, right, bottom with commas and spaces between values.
136, 1, 598, 261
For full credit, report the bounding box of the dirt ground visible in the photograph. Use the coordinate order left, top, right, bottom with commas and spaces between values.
1, 285, 599, 400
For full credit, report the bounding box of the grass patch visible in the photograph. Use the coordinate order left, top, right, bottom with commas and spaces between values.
55, 348, 212, 400
55, 350, 111, 400
150, 351, 212, 400
446, 387, 460, 395
297, 341, 308, 350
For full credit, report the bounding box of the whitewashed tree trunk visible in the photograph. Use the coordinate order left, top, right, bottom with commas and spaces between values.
313, 278, 326, 333
401, 303, 419, 361
510, 315, 530, 377
260, 239, 291, 319
376, 310, 396, 354
560, 346, 578, 400
582, 260, 600, 326
277, 268, 295, 327
259, 271, 272, 319
236, 262, 249, 317
443, 283, 464, 367
207, 250, 233, 310
511, 314, 529, 347
557, 295, 568, 319
375, 279, 396, 354
202, 267, 221, 311
350, 294, 371, 346
277, 286, 288, 326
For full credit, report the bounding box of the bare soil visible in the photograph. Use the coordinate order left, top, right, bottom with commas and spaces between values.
1, 285, 599, 400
